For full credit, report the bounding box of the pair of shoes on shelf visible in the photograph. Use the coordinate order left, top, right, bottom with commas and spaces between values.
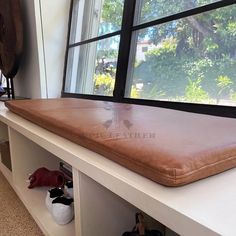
45, 187, 64, 212
45, 187, 74, 225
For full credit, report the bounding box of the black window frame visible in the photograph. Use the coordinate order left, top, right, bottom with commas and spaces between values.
62, 0, 236, 118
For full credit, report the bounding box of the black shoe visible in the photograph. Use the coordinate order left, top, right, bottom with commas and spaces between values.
146, 230, 163, 236
122, 232, 139, 236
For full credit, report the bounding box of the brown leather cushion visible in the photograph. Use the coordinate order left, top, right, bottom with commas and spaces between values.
5, 98, 236, 186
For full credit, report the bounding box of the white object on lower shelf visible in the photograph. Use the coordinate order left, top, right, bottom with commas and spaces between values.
14, 181, 75, 236
45, 188, 64, 212
51, 198, 74, 225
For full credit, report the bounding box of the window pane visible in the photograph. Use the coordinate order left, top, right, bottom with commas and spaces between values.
70, 0, 124, 44
65, 36, 120, 96
126, 5, 236, 106
134, 0, 221, 25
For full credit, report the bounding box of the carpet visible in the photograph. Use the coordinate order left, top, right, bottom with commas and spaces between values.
0, 171, 44, 236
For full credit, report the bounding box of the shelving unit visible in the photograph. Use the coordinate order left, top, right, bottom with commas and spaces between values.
1, 101, 236, 236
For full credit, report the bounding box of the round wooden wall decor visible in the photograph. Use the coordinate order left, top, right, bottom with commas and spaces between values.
0, 0, 23, 78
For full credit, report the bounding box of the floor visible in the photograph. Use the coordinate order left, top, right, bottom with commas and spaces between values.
0, 171, 44, 236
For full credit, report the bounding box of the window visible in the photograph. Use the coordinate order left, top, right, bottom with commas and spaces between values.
63, 0, 236, 117
64, 0, 124, 96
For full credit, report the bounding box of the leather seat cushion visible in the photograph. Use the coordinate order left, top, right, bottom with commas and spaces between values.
5, 98, 236, 186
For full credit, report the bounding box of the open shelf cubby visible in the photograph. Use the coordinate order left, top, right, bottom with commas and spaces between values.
73, 171, 166, 235
8, 127, 76, 236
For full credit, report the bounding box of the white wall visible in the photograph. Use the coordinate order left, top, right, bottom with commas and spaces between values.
14, 0, 70, 99
40, 0, 70, 98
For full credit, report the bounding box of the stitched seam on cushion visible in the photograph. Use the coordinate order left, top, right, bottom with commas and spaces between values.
132, 153, 236, 181
172, 154, 236, 180
101, 146, 236, 181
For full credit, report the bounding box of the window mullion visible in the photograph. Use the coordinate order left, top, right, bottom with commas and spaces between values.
113, 0, 136, 101
62, 0, 74, 93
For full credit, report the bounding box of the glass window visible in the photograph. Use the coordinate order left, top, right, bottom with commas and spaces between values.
65, 36, 120, 96
126, 5, 236, 106
134, 0, 221, 25
70, 0, 124, 44
63, 0, 236, 117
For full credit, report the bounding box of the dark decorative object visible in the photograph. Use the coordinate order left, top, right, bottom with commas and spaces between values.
0, 0, 23, 98
59, 161, 72, 180
122, 212, 163, 236
28, 167, 65, 189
